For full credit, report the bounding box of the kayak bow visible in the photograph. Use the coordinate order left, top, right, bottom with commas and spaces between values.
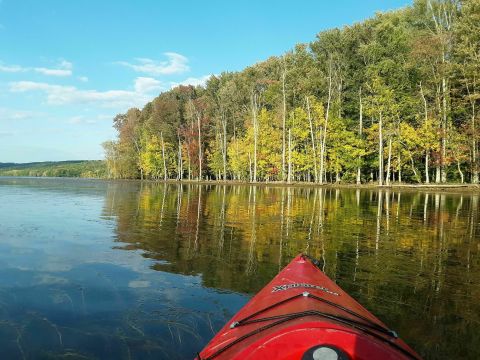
196, 254, 421, 360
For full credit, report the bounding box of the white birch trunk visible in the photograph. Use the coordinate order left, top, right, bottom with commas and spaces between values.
287, 128, 292, 184
306, 96, 318, 182
420, 82, 430, 184
251, 92, 258, 182
386, 137, 392, 186
357, 88, 363, 185
320, 59, 333, 185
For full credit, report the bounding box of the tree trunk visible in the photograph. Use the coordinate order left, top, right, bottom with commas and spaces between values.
420, 82, 430, 184
428, 0, 451, 184
425, 151, 430, 184
189, 100, 203, 181
248, 152, 252, 182
457, 159, 464, 184
357, 87, 363, 185
282, 63, 287, 181
463, 62, 478, 183
197, 112, 202, 181
221, 111, 228, 180
398, 151, 402, 183
386, 137, 392, 186
251, 92, 258, 182
233, 121, 240, 180
319, 58, 333, 185
472, 106, 478, 183
378, 113, 384, 186
410, 154, 420, 183
187, 147, 191, 180
306, 96, 318, 182
177, 137, 183, 180
441, 74, 447, 184
287, 128, 292, 184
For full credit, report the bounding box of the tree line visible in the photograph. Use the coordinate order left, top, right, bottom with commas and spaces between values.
104, 0, 480, 184
0, 161, 107, 178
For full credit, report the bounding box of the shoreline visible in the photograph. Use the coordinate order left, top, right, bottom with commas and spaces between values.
143, 179, 480, 193
4, 175, 480, 193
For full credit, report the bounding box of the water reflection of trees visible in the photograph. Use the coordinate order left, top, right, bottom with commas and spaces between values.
103, 183, 480, 359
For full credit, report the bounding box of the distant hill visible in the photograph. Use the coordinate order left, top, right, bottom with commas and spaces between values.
0, 160, 85, 169
0, 160, 107, 178
0, 163, 16, 169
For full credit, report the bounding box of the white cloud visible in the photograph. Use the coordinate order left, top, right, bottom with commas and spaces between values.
0, 59, 73, 76
96, 114, 113, 120
171, 74, 212, 88
116, 52, 189, 75
78, 76, 88, 82
9, 77, 165, 109
59, 60, 73, 70
68, 114, 112, 125
34, 60, 73, 77
34, 67, 72, 76
68, 115, 96, 125
0, 63, 27, 73
134, 77, 163, 94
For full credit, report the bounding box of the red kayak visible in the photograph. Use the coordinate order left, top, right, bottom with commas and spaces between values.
196, 254, 421, 360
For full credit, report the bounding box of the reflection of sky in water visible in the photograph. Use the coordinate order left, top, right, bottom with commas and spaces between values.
0, 179, 246, 359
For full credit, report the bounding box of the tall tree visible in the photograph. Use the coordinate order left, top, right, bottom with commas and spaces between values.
453, 0, 480, 183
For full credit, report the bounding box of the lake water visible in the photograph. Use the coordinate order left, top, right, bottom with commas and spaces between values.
0, 177, 478, 359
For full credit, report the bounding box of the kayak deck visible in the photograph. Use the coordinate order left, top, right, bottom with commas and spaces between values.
196, 254, 420, 360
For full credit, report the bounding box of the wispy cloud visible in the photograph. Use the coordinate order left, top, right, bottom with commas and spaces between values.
9, 77, 165, 109
78, 76, 88, 82
171, 74, 212, 88
0, 107, 41, 121
0, 59, 73, 77
68, 114, 115, 125
0, 63, 27, 73
68, 115, 96, 125
96, 114, 114, 121
34, 68, 71, 76
116, 52, 189, 75
134, 77, 163, 93
34, 60, 73, 77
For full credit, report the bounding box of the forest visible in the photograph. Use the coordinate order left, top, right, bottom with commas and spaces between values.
0, 161, 107, 178
104, 0, 480, 185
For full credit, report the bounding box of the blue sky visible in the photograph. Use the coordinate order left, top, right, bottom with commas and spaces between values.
0, 0, 411, 163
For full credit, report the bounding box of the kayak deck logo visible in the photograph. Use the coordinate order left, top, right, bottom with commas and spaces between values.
272, 283, 339, 296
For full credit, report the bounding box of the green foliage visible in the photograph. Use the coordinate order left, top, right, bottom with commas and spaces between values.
103, 0, 480, 184
140, 136, 175, 179
0, 161, 107, 178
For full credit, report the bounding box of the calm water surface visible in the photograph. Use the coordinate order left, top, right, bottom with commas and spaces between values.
0, 177, 478, 359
